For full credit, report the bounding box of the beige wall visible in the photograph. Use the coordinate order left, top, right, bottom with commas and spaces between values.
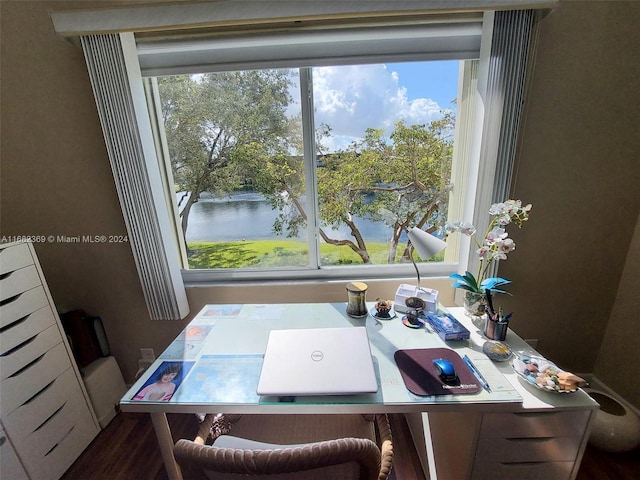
594, 212, 640, 404
1, 1, 639, 406
498, 0, 640, 407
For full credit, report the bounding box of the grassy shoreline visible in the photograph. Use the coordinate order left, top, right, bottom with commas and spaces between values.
186, 240, 395, 268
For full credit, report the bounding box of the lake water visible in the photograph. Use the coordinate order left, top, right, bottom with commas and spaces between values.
184, 191, 395, 243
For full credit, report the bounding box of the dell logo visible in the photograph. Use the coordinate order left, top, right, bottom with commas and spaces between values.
311, 350, 324, 361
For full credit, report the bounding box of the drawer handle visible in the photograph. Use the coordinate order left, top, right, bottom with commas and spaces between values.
35, 402, 67, 433
0, 292, 21, 307
44, 425, 75, 457
0, 270, 15, 281
0, 312, 29, 336
505, 437, 554, 443
22, 377, 56, 406
1, 327, 37, 357
9, 351, 46, 378
499, 462, 546, 467
513, 412, 560, 418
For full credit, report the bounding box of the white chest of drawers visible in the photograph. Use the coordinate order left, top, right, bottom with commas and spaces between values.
470, 409, 592, 479
0, 241, 100, 480
406, 307, 598, 480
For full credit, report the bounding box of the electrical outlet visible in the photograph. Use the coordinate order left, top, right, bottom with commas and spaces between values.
140, 348, 155, 361
525, 338, 539, 349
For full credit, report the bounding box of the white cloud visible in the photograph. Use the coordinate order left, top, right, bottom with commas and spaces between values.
312, 65, 446, 151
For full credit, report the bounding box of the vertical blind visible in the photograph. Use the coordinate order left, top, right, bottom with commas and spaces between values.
468, 9, 541, 282
80, 34, 189, 320
490, 9, 540, 204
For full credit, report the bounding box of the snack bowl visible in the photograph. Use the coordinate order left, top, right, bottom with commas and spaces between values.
512, 354, 587, 393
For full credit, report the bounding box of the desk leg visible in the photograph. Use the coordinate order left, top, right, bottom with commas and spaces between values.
411, 411, 480, 480
151, 412, 183, 480
404, 413, 431, 479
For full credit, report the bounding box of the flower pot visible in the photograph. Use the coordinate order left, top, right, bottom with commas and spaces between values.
584, 388, 640, 452
463, 291, 486, 317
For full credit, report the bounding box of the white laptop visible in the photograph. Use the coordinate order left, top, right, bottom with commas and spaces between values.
256, 326, 378, 396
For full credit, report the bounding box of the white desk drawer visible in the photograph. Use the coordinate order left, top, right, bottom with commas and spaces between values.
0, 306, 58, 356
471, 460, 574, 480
0, 243, 34, 276
0, 323, 63, 381
0, 265, 41, 302
0, 286, 49, 328
17, 392, 98, 480
475, 436, 582, 463
1, 342, 70, 415
0, 424, 29, 480
479, 411, 590, 438
3, 368, 83, 442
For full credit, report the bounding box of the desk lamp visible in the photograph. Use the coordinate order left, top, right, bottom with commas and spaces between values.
394, 227, 447, 314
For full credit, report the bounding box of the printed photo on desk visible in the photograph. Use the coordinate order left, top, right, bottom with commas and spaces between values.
132, 361, 195, 402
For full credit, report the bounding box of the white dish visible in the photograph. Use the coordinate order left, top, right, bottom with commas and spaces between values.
512, 354, 586, 393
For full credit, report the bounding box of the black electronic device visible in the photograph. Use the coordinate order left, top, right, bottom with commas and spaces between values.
60, 310, 110, 368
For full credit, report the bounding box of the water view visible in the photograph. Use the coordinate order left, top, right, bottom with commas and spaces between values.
183, 192, 395, 243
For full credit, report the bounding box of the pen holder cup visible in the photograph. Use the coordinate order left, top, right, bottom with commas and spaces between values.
484, 317, 509, 341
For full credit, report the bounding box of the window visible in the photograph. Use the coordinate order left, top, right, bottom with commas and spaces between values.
60, 4, 543, 318
135, 14, 489, 283
149, 61, 460, 280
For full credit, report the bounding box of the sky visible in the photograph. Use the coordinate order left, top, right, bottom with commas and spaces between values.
310, 60, 460, 151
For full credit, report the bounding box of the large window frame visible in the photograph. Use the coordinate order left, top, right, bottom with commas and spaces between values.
53, 2, 547, 319
137, 16, 486, 284
146, 62, 468, 283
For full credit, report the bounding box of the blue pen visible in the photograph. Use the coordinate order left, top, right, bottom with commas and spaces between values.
463, 355, 491, 393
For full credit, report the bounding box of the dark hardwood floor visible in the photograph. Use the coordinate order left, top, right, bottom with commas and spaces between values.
62, 412, 639, 479
575, 443, 640, 480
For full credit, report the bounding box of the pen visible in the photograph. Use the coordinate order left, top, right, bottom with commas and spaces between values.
463, 355, 491, 393
485, 290, 495, 317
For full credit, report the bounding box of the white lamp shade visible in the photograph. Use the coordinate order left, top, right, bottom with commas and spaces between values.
407, 227, 447, 260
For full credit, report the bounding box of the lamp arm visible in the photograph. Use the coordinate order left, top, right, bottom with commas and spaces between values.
410, 245, 422, 293
406, 226, 446, 297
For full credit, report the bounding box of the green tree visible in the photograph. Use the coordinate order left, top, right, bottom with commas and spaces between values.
159, 71, 295, 244
315, 117, 453, 264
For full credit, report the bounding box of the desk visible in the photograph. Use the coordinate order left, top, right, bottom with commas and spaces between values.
120, 304, 596, 480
